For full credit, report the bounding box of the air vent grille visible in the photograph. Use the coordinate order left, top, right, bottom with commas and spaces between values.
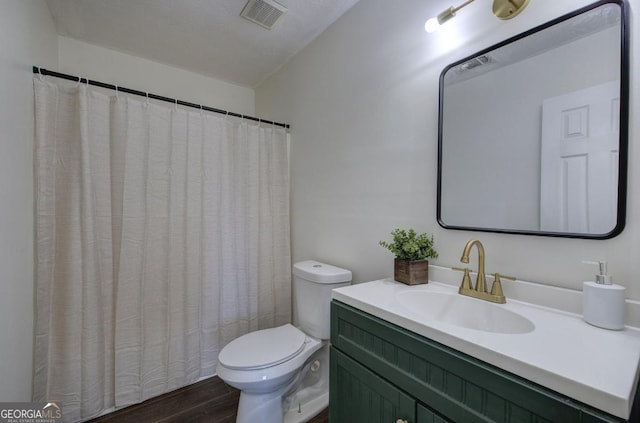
240, 0, 288, 30
458, 55, 493, 72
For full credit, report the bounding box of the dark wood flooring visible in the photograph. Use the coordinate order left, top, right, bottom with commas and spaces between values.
86, 376, 328, 423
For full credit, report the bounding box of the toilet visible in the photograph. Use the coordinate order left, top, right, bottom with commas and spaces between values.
216, 260, 352, 423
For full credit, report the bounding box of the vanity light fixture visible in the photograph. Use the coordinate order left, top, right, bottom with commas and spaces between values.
425, 0, 474, 33
425, 0, 530, 33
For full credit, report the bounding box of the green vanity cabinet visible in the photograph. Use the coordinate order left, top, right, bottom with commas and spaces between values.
329, 300, 627, 423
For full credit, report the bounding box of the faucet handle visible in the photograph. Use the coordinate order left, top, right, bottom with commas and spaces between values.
490, 273, 515, 297
452, 266, 473, 290
494, 273, 516, 282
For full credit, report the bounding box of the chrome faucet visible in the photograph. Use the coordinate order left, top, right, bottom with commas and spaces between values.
453, 239, 515, 304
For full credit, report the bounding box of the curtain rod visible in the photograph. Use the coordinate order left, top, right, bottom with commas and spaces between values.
33, 67, 290, 129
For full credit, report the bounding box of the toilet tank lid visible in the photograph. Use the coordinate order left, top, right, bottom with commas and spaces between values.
293, 260, 352, 284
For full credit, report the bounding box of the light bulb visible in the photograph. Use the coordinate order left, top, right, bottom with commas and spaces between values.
425, 17, 440, 33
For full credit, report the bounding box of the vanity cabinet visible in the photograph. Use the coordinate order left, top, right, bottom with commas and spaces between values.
330, 300, 627, 423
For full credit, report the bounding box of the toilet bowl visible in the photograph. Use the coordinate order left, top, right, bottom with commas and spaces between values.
216, 261, 352, 423
216, 325, 324, 423
217, 324, 323, 394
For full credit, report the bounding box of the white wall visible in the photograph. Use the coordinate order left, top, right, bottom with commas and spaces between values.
256, 0, 640, 300
58, 36, 255, 116
0, 0, 58, 401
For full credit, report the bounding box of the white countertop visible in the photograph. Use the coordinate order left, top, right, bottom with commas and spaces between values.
332, 278, 640, 419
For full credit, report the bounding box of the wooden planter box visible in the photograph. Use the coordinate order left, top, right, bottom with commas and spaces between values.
394, 258, 429, 285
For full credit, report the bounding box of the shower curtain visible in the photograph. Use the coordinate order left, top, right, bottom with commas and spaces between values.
32, 78, 291, 422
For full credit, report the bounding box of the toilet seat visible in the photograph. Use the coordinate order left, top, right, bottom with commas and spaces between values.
218, 324, 306, 370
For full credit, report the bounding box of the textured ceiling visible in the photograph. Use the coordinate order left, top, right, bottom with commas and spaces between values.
46, 0, 360, 88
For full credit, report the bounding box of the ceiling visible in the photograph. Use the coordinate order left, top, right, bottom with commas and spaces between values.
46, 0, 360, 88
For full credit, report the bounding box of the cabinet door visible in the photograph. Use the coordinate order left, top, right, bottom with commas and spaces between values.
330, 347, 415, 423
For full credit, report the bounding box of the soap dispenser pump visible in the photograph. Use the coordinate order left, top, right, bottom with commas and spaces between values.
582, 261, 626, 330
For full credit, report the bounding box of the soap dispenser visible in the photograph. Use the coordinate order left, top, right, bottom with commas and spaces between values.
582, 261, 626, 330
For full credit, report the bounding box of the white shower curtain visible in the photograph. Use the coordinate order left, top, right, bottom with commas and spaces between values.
32, 78, 291, 422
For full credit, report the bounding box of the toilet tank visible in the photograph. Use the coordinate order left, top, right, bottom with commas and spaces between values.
293, 260, 352, 340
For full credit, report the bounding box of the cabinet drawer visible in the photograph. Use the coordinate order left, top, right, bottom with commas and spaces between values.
331, 300, 623, 423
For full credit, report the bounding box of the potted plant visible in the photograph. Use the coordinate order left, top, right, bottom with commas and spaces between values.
379, 228, 438, 285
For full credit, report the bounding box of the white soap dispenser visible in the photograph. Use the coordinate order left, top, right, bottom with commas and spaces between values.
582, 261, 626, 330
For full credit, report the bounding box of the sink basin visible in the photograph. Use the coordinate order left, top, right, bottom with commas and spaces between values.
395, 290, 535, 334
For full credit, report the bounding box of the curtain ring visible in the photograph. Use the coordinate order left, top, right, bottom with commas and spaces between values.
145, 92, 150, 107
174, 98, 178, 111
115, 84, 119, 100
38, 67, 45, 81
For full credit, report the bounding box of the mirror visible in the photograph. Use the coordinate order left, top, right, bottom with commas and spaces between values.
437, 0, 628, 239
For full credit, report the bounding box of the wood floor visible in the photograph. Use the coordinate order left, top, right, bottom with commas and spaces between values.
86, 376, 329, 423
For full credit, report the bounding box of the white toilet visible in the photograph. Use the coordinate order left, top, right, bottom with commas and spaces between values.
216, 260, 352, 423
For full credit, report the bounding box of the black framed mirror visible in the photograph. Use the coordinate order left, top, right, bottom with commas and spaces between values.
437, 0, 629, 239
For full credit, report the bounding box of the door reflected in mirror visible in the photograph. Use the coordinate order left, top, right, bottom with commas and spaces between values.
437, 0, 628, 239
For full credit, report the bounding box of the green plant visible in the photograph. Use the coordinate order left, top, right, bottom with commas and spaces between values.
379, 228, 438, 261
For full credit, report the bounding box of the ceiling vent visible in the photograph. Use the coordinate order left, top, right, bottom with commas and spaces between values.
240, 0, 288, 30
458, 55, 493, 72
